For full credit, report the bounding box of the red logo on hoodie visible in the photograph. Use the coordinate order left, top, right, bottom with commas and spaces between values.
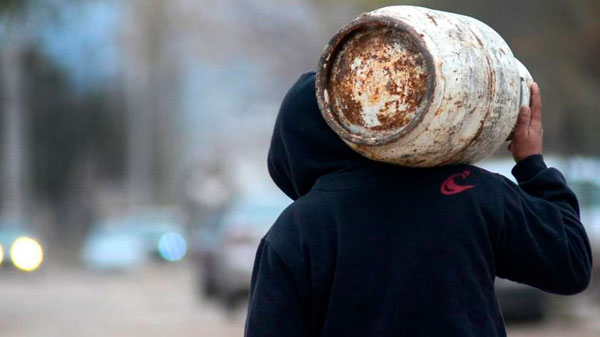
441, 170, 476, 196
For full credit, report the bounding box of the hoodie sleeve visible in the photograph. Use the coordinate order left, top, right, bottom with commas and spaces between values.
493, 155, 593, 295
245, 238, 310, 337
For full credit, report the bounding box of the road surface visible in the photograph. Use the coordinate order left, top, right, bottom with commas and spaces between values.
0, 261, 598, 337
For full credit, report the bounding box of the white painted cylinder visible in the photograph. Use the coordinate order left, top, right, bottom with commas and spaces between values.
316, 6, 533, 167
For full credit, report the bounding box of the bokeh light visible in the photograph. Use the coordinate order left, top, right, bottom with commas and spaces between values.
157, 232, 187, 262
0, 244, 4, 265
10, 237, 44, 272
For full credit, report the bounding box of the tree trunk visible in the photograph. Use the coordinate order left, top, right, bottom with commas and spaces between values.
1, 40, 29, 218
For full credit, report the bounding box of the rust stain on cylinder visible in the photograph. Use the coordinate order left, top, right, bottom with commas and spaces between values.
327, 26, 430, 134
425, 13, 438, 26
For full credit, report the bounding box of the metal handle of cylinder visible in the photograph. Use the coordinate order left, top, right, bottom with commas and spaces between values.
519, 77, 531, 108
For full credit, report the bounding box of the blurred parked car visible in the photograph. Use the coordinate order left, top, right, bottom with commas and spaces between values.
81, 207, 188, 270
0, 216, 44, 272
192, 194, 291, 308
480, 156, 600, 321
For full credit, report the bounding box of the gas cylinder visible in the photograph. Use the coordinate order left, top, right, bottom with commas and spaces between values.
316, 5, 533, 167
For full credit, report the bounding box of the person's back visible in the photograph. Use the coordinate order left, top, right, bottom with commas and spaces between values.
245, 72, 592, 337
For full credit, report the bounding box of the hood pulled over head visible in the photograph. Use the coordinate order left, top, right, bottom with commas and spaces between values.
267, 72, 374, 200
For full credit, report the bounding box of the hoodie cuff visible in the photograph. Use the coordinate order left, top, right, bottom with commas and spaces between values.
511, 154, 547, 183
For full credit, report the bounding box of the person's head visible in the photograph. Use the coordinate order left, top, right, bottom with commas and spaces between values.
267, 72, 375, 200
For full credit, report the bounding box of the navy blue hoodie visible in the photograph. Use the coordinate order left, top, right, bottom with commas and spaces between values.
245, 72, 592, 337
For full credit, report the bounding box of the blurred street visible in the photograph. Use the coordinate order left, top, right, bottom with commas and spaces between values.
508, 322, 600, 337
0, 261, 599, 337
0, 262, 244, 337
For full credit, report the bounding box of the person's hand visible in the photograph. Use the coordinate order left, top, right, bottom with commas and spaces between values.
507, 82, 543, 163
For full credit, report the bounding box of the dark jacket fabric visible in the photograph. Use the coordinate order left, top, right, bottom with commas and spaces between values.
245, 72, 593, 337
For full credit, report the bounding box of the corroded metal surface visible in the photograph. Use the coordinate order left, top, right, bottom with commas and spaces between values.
316, 6, 533, 167
329, 27, 429, 135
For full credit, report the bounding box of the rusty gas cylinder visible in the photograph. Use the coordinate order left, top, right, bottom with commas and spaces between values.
316, 6, 533, 167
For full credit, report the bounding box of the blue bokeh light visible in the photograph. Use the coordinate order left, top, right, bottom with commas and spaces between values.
158, 232, 187, 262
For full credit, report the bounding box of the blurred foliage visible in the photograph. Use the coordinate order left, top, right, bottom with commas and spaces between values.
0, 0, 26, 13
23, 48, 126, 200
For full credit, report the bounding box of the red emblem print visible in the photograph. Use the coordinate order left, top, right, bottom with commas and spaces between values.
441, 170, 476, 195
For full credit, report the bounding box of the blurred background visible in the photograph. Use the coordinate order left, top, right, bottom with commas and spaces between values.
0, 0, 599, 336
